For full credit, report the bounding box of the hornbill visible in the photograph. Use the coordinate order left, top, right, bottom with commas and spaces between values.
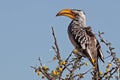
56, 9, 104, 78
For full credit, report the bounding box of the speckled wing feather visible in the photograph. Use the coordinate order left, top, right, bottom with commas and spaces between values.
68, 21, 104, 64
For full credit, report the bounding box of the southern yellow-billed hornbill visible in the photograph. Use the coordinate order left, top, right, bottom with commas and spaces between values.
56, 9, 104, 77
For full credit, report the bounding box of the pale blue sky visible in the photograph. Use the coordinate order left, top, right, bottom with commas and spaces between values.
0, 0, 120, 80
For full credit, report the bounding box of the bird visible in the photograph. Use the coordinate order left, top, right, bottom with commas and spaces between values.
56, 9, 104, 77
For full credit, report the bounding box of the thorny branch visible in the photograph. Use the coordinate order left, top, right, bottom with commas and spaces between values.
97, 31, 120, 80
31, 28, 120, 80
52, 27, 61, 61
98, 31, 116, 62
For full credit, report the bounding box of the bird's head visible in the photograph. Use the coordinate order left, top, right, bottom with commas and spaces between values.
56, 9, 86, 21
56, 9, 86, 26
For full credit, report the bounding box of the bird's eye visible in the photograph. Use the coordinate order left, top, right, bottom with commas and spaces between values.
77, 10, 81, 12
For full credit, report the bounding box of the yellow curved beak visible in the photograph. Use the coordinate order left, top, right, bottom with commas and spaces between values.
56, 9, 75, 19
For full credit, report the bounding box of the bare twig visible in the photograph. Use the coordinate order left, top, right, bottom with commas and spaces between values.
97, 31, 116, 62
65, 52, 73, 62
38, 57, 43, 66
52, 27, 61, 61
72, 68, 92, 79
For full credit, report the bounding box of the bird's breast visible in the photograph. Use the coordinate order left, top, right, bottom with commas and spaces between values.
67, 23, 84, 49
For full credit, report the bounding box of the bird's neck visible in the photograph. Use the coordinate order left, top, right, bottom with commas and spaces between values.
69, 16, 87, 30
71, 20, 86, 28
78, 17, 86, 27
